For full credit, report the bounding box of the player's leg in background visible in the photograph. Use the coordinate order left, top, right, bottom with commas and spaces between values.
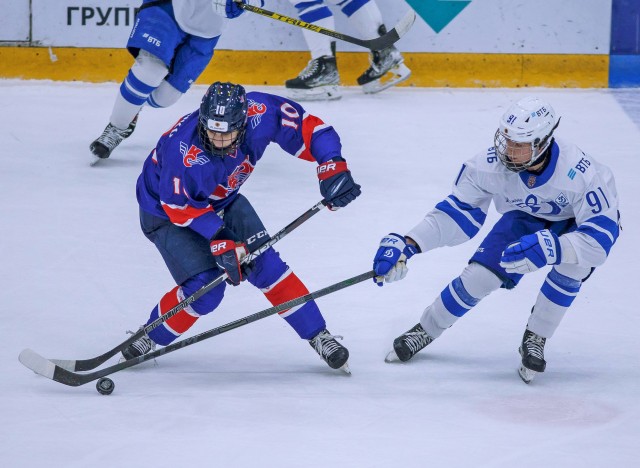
285, 0, 341, 101
223, 195, 350, 370
90, 4, 183, 161
328, 0, 412, 93
121, 209, 226, 359
160, 34, 220, 109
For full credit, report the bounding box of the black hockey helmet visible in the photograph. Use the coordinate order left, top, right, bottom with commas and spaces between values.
198, 82, 248, 157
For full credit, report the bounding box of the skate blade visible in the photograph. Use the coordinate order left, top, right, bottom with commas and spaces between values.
286, 85, 342, 102
384, 349, 399, 363
90, 154, 103, 167
518, 365, 537, 384
340, 362, 351, 375
362, 63, 412, 94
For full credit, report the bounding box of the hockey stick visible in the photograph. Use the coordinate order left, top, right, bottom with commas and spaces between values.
19, 270, 375, 387
238, 2, 416, 50
44, 200, 328, 372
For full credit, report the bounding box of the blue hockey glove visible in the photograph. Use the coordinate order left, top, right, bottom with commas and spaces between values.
214, 0, 264, 19
372, 233, 419, 286
317, 158, 361, 210
499, 229, 561, 274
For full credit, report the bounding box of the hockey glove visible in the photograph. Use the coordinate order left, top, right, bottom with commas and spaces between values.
317, 158, 361, 210
372, 233, 419, 287
213, 0, 264, 19
499, 229, 561, 274
210, 239, 250, 286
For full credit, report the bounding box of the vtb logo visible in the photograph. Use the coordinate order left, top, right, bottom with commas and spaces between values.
180, 142, 209, 167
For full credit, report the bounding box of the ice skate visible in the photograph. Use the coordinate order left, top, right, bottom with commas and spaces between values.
285, 47, 341, 101
89, 115, 138, 165
357, 26, 411, 94
121, 327, 156, 361
309, 329, 350, 374
385, 323, 434, 363
518, 329, 547, 384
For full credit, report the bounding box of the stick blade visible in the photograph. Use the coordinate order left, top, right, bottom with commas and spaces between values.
367, 10, 417, 50
50, 358, 78, 371
19, 349, 57, 379
395, 10, 417, 39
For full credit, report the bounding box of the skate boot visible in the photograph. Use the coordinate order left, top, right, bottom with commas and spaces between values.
285, 42, 341, 101
121, 327, 156, 361
357, 25, 412, 94
309, 329, 350, 373
89, 115, 138, 164
385, 323, 434, 363
518, 329, 547, 384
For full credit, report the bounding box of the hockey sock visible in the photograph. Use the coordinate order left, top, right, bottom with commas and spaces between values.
528, 267, 583, 338
147, 80, 184, 108
146, 285, 201, 346
290, 0, 335, 58
261, 269, 326, 340
421, 264, 501, 338
331, 0, 382, 38
110, 51, 167, 128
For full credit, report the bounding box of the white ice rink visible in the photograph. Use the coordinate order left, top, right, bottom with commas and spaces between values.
2, 81, 639, 467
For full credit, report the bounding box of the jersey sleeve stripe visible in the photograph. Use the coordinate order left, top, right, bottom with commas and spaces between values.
296, 114, 327, 162
449, 195, 487, 225
583, 215, 620, 240
576, 224, 616, 255
434, 196, 486, 238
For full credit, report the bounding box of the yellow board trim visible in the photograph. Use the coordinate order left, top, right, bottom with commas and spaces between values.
0, 47, 609, 88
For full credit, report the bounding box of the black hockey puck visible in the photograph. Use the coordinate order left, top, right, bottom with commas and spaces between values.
96, 377, 115, 395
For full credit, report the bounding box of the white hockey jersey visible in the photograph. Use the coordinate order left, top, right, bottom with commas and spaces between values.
172, 0, 228, 38
407, 138, 620, 268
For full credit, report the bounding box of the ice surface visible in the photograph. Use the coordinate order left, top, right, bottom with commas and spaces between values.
1, 81, 639, 467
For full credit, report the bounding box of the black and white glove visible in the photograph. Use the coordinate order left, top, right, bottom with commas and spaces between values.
317, 158, 361, 210
213, 0, 264, 19
372, 233, 419, 286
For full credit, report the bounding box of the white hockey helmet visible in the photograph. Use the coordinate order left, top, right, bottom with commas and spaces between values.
494, 96, 560, 172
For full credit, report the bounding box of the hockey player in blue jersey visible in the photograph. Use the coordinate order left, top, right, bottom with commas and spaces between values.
89, 0, 263, 163
372, 96, 620, 383
122, 81, 361, 372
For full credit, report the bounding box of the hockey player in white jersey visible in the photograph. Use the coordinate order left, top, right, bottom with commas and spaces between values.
89, 0, 263, 164
284, 0, 411, 100
372, 96, 620, 383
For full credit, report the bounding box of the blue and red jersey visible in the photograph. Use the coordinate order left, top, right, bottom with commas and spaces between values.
136, 91, 342, 240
